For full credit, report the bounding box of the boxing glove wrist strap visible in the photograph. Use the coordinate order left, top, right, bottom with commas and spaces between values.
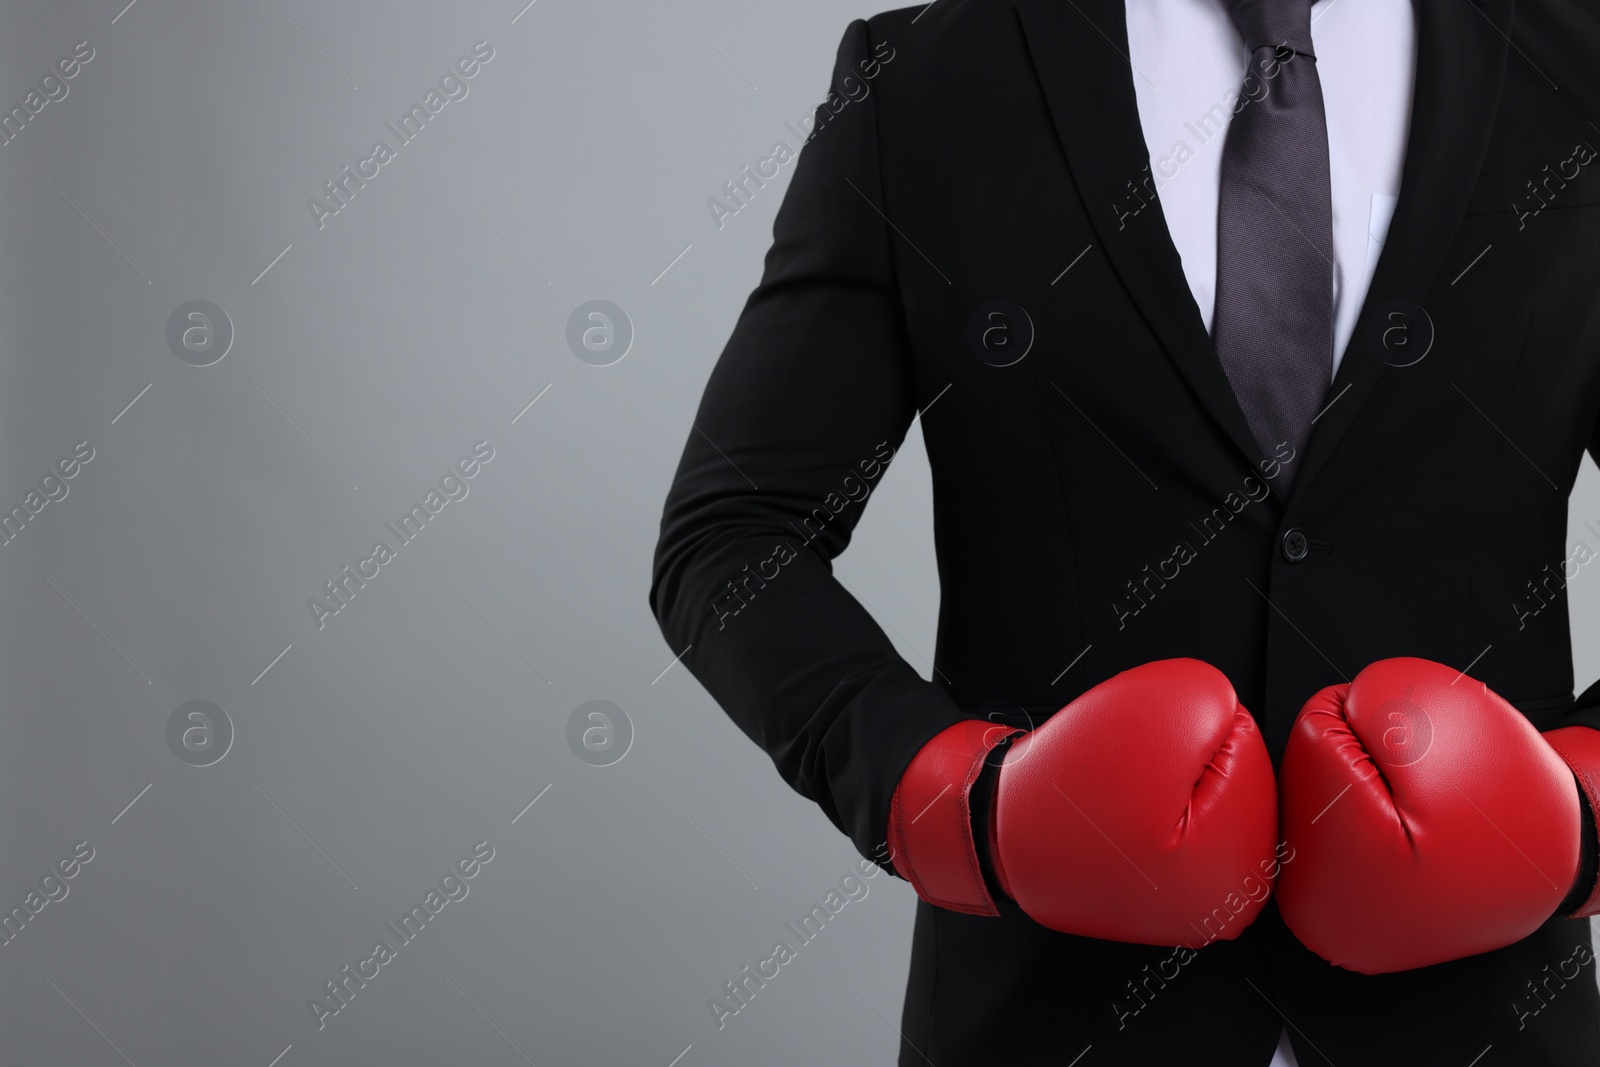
1543, 725, 1600, 917
887, 719, 1022, 916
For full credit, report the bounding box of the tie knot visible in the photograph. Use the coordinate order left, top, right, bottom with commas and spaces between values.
1224, 0, 1315, 58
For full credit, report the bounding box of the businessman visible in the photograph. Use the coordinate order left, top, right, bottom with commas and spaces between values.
650, 0, 1600, 1062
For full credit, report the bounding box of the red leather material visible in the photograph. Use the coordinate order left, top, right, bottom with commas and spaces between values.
990, 659, 1278, 948
888, 718, 1019, 915
1278, 657, 1582, 974
1542, 725, 1600, 918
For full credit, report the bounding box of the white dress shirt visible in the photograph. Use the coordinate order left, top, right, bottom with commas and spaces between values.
1126, 0, 1417, 381
1124, 2, 1416, 1063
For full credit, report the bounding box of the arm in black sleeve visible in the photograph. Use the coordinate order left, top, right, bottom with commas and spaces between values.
648, 18, 970, 872
1560, 405, 1600, 733
1536, 403, 1600, 912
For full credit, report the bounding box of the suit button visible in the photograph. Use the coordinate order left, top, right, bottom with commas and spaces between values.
1282, 528, 1309, 563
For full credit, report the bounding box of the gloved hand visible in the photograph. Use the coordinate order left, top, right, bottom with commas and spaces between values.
1277, 657, 1600, 974
887, 659, 1280, 948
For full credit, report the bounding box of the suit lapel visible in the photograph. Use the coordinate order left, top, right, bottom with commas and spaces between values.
1015, 0, 1514, 500
1015, 0, 1265, 472
1286, 0, 1512, 504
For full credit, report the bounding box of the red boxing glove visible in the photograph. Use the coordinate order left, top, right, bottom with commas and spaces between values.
887, 659, 1279, 948
1536, 724, 1600, 917
1278, 657, 1590, 975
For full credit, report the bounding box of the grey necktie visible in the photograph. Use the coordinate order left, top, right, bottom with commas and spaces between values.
1211, 0, 1334, 490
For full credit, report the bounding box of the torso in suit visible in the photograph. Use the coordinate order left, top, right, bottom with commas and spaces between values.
1130, 2, 1415, 1061
650, 0, 1600, 1062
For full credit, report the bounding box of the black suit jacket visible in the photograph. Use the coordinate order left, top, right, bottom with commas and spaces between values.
651, 0, 1600, 1062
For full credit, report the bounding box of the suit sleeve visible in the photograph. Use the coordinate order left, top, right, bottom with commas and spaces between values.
648, 18, 971, 872
1565, 404, 1600, 730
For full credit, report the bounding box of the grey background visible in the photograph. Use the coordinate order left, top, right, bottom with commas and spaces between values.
1, 1, 1597, 1065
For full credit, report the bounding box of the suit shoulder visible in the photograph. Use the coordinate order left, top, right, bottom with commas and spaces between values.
841, 0, 1028, 94
860, 0, 1022, 52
